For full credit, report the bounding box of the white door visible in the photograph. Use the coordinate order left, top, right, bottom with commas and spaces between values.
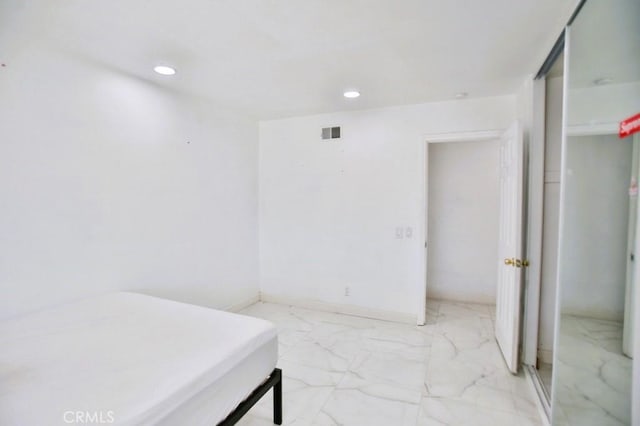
623, 135, 639, 358
495, 121, 525, 374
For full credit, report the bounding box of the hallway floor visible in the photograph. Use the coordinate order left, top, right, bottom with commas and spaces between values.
237, 300, 542, 426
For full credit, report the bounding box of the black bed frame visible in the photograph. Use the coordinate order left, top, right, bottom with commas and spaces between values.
217, 368, 282, 425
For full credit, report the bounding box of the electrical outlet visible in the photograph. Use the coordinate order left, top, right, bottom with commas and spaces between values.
344, 286, 350, 296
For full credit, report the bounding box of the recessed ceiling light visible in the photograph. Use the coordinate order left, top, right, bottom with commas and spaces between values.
343, 90, 360, 99
154, 65, 176, 76
455, 92, 468, 99
593, 77, 613, 86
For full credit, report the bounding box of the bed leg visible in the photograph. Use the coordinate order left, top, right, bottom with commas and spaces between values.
273, 368, 282, 425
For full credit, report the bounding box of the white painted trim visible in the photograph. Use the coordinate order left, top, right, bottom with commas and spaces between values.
419, 129, 504, 327
260, 293, 416, 325
523, 77, 547, 367
550, 28, 572, 418
544, 171, 561, 183
423, 129, 503, 144
417, 136, 427, 326
566, 122, 618, 136
623, 136, 639, 357
224, 293, 261, 313
632, 133, 640, 426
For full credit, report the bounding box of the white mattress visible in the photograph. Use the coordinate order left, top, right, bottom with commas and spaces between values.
0, 292, 278, 425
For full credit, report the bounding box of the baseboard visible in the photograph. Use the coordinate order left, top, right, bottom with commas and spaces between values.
537, 349, 553, 364
259, 293, 416, 325
225, 293, 261, 313
425, 294, 496, 306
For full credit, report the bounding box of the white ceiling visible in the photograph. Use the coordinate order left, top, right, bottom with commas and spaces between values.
1, 0, 578, 119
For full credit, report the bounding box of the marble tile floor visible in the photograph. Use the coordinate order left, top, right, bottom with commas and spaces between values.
237, 300, 542, 426
553, 315, 632, 426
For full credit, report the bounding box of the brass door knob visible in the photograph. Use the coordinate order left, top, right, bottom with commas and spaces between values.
504, 258, 514, 266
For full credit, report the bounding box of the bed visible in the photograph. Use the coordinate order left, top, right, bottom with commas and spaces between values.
0, 292, 282, 425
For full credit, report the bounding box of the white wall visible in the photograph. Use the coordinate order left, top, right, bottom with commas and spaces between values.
538, 75, 563, 362
560, 134, 632, 320
0, 47, 260, 319
427, 140, 500, 304
259, 97, 516, 319
567, 82, 640, 128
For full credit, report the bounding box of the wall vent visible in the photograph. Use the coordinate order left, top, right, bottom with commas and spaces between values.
321, 126, 341, 140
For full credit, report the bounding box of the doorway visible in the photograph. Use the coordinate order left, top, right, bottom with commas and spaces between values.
426, 139, 501, 305
420, 126, 526, 374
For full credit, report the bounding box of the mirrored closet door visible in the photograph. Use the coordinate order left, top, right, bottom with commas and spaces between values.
552, 0, 640, 425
